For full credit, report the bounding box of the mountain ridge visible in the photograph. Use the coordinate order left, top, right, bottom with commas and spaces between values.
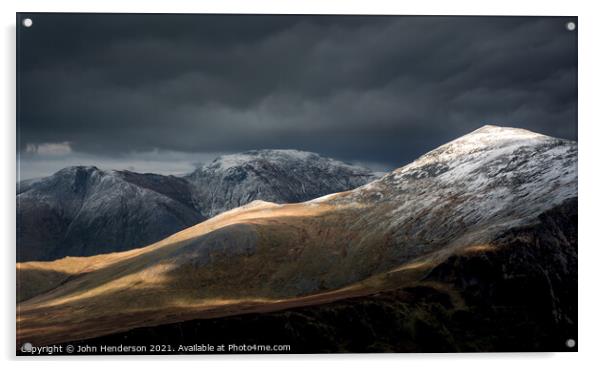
17, 151, 379, 261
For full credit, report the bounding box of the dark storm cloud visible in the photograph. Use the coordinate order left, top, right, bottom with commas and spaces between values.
17, 14, 577, 171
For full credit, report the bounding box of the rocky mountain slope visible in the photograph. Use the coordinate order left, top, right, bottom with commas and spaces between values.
16, 126, 577, 351
186, 149, 379, 218
17, 151, 377, 261
17, 167, 203, 262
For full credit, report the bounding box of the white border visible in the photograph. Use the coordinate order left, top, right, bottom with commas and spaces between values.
2, 1, 601, 368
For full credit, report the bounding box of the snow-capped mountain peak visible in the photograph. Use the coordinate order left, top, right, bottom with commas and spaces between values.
320, 125, 576, 250
395, 125, 553, 176
206, 149, 315, 170
187, 149, 379, 218
201, 149, 366, 173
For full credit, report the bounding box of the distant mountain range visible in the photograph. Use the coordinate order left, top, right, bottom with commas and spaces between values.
17, 126, 577, 351
17, 150, 378, 261
186, 149, 378, 218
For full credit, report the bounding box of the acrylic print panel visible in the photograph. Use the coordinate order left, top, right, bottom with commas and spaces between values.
16, 13, 577, 355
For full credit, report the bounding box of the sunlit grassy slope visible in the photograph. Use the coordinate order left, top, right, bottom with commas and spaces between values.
17, 194, 469, 346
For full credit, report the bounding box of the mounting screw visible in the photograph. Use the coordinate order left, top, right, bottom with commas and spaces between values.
566, 22, 576, 31
22, 18, 33, 28
566, 338, 576, 348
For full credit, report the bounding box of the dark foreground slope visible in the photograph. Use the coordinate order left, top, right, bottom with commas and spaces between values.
59, 197, 577, 354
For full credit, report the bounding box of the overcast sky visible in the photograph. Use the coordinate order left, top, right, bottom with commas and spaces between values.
17, 14, 577, 180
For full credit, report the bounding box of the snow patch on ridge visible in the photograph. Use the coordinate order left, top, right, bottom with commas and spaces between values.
207, 150, 316, 170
